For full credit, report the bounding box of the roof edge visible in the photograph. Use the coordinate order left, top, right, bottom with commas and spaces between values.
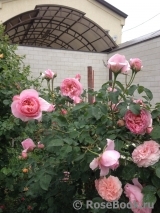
95, 0, 128, 18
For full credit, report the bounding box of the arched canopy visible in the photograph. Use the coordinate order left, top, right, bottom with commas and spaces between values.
3, 4, 118, 52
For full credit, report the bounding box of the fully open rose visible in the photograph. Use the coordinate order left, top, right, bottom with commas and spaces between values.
95, 176, 122, 202
11, 89, 55, 121
60, 76, 83, 103
132, 140, 160, 167
124, 109, 152, 135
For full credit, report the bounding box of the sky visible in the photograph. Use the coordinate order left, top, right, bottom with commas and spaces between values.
105, 0, 160, 43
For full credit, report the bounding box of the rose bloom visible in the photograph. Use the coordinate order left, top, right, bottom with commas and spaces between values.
124, 109, 152, 135
11, 89, 54, 121
90, 139, 120, 176
124, 178, 152, 213
42, 69, 55, 79
130, 58, 143, 72
95, 176, 122, 202
107, 54, 130, 74
132, 140, 160, 167
60, 77, 83, 103
21, 138, 36, 152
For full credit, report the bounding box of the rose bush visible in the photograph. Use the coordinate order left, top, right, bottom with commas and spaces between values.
1, 24, 160, 213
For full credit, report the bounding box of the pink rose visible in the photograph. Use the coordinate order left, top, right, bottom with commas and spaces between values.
95, 176, 122, 202
11, 89, 54, 121
132, 140, 160, 167
21, 138, 36, 152
124, 109, 152, 135
124, 178, 152, 213
37, 142, 45, 149
107, 54, 130, 74
90, 139, 120, 176
60, 77, 83, 102
130, 58, 143, 72
75, 74, 81, 81
42, 69, 55, 79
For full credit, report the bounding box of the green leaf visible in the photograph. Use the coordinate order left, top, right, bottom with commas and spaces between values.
122, 164, 137, 180
3, 100, 10, 105
151, 175, 160, 188
91, 106, 102, 120
40, 174, 52, 191
150, 125, 160, 139
156, 167, 160, 178
60, 145, 72, 154
157, 189, 160, 198
47, 139, 64, 147
143, 193, 157, 205
109, 91, 119, 104
114, 139, 124, 152
152, 109, 160, 119
129, 103, 140, 115
128, 85, 137, 96
74, 153, 85, 162
144, 88, 153, 100
115, 81, 124, 90
142, 185, 156, 194
137, 85, 144, 94
72, 103, 88, 111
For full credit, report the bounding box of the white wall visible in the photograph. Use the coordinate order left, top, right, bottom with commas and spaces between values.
17, 36, 160, 105
16, 46, 108, 91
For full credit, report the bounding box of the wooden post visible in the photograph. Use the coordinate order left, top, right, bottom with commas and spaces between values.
87, 66, 94, 104
109, 69, 112, 86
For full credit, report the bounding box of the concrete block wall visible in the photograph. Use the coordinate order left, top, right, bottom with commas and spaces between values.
16, 46, 108, 92
108, 37, 160, 105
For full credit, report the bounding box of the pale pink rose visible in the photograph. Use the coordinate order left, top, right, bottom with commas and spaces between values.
75, 74, 81, 81
107, 87, 117, 92
95, 176, 122, 202
43, 69, 55, 79
107, 54, 130, 74
130, 58, 143, 72
21, 138, 36, 152
132, 140, 160, 167
124, 178, 152, 213
21, 150, 28, 159
11, 89, 54, 121
60, 77, 83, 101
124, 109, 152, 135
37, 142, 44, 149
90, 139, 120, 176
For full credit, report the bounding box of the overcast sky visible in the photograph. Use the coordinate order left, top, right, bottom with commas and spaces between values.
105, 0, 160, 43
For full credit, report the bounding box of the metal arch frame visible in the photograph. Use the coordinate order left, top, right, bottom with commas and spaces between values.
3, 4, 118, 52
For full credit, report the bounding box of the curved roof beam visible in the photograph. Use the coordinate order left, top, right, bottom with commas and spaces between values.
3, 4, 118, 52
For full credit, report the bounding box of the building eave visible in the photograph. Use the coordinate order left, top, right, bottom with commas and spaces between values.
95, 0, 128, 18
